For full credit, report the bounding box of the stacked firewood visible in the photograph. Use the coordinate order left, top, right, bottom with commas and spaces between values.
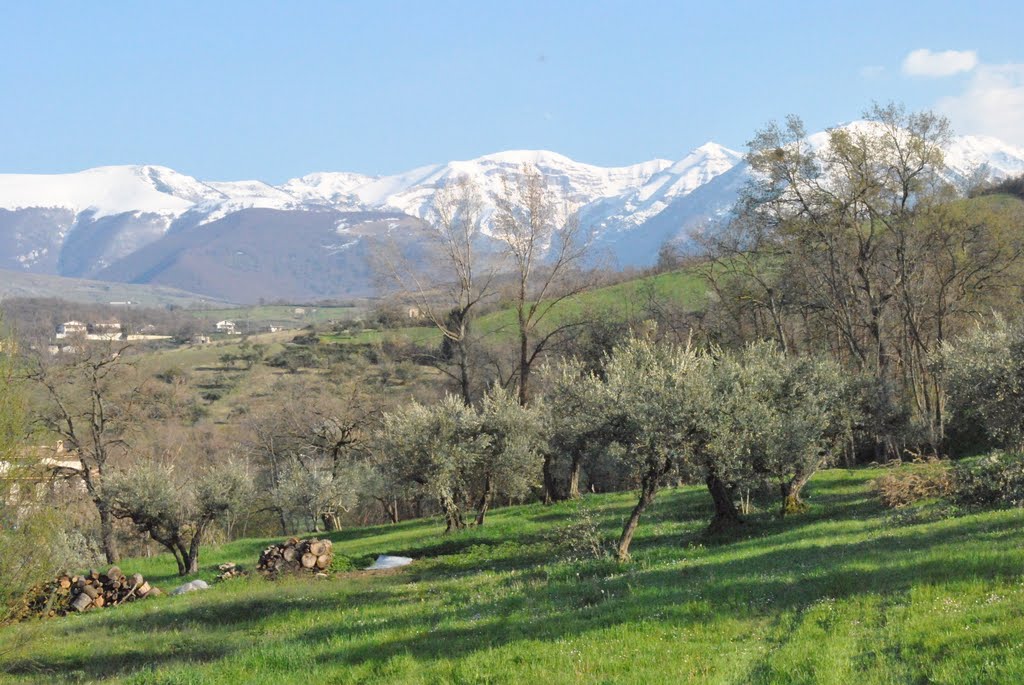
215, 562, 247, 581
19, 567, 161, 619
256, 537, 333, 575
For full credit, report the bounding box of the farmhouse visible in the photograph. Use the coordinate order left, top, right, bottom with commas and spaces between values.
54, 321, 87, 339
215, 320, 239, 335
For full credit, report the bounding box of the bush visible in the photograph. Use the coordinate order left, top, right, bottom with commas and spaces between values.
547, 501, 609, 562
951, 452, 1024, 508
874, 460, 953, 508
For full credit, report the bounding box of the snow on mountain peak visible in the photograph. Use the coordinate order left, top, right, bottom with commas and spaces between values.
0, 165, 219, 218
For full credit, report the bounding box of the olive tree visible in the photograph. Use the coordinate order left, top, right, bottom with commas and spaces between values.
700, 344, 854, 520
936, 318, 1024, 452
242, 378, 377, 533
540, 358, 620, 500
379, 395, 486, 532
106, 456, 253, 576
472, 385, 545, 524
600, 338, 713, 560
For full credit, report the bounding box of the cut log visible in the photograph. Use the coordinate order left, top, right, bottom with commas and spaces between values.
300, 553, 317, 569
59, 577, 71, 590
93, 596, 105, 608
137, 582, 152, 596
309, 541, 326, 556
80, 583, 99, 599
106, 566, 123, 581
315, 554, 330, 569
282, 547, 297, 562
71, 594, 92, 612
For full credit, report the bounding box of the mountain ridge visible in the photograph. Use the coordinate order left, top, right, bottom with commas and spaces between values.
2, 127, 1023, 303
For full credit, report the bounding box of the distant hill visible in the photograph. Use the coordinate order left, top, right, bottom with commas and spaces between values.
0, 268, 233, 307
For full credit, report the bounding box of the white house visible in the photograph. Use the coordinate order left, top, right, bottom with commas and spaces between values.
55, 321, 87, 339
215, 320, 239, 334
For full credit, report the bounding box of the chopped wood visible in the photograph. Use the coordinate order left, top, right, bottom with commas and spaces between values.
16, 568, 161, 621
70, 593, 92, 612
257, 537, 334, 576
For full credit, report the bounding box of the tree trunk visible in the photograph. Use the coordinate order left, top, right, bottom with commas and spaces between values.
568, 454, 582, 499
321, 512, 341, 532
441, 492, 465, 533
780, 472, 813, 517
518, 327, 530, 406
705, 474, 742, 532
616, 479, 658, 561
457, 340, 473, 406
97, 502, 120, 564
475, 476, 492, 526
542, 454, 560, 504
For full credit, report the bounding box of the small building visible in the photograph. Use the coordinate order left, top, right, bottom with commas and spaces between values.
55, 321, 87, 339
86, 321, 123, 341
215, 320, 239, 335
407, 307, 422, 319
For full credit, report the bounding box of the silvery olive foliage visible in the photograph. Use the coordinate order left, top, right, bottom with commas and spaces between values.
380, 388, 544, 531
937, 318, 1024, 452
106, 458, 254, 575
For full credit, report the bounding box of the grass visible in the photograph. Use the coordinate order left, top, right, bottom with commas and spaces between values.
4, 469, 1024, 684
322, 267, 710, 348
186, 305, 365, 329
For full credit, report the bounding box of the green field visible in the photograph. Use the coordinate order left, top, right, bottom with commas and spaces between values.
3, 469, 1023, 684
322, 268, 709, 348
186, 305, 365, 329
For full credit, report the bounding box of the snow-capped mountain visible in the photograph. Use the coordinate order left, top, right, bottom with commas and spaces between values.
1, 126, 1022, 303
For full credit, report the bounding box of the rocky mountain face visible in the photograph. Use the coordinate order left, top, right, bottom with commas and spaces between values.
1, 128, 1022, 304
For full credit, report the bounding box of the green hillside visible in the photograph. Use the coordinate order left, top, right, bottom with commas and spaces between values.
324, 268, 709, 347
4, 469, 1024, 684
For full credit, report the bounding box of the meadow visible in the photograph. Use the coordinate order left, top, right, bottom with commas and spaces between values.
3, 468, 1022, 684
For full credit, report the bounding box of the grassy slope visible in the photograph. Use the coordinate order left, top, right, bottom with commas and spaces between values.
186, 306, 365, 329
323, 268, 709, 347
3, 469, 1024, 684
0, 270, 234, 308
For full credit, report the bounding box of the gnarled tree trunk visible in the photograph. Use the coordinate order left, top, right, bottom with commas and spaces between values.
706, 474, 742, 532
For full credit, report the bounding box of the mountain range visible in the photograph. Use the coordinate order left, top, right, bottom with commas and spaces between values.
2, 126, 1023, 304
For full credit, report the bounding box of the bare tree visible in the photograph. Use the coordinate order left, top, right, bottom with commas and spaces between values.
492, 164, 595, 407
26, 343, 142, 563
379, 177, 502, 404
491, 165, 597, 502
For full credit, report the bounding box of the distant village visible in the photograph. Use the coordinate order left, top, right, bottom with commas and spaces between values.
46, 316, 285, 354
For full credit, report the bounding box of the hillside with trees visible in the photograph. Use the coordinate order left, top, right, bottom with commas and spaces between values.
4, 103, 1024, 682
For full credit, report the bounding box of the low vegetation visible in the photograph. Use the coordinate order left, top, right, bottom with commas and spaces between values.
3, 470, 1024, 683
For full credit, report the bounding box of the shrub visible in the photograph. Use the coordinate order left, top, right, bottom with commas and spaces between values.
952, 452, 1024, 508
547, 500, 609, 562
874, 460, 954, 508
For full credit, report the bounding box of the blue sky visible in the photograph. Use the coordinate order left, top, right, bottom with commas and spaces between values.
1, 1, 1021, 182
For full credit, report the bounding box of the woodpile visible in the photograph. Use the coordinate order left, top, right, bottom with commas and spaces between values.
257, 537, 333, 575
18, 567, 161, 619
215, 562, 247, 581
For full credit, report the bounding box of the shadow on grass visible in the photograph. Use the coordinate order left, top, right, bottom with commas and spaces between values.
2, 646, 228, 681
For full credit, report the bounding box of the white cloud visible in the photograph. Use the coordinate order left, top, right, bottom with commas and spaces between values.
902, 49, 978, 77
938, 64, 1024, 145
